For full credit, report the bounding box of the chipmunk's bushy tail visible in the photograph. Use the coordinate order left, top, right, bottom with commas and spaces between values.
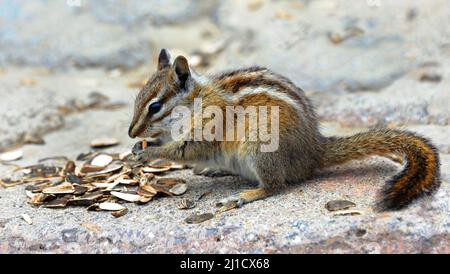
321, 129, 441, 211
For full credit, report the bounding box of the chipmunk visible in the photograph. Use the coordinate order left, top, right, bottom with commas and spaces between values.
128, 49, 441, 211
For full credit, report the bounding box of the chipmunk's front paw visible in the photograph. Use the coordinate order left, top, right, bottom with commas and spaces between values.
132, 141, 153, 162
132, 141, 145, 155
132, 139, 162, 162
134, 148, 152, 162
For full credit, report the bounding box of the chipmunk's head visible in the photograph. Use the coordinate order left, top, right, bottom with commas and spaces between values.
128, 49, 195, 143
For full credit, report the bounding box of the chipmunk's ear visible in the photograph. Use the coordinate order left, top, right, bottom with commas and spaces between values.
173, 56, 191, 90
158, 49, 171, 70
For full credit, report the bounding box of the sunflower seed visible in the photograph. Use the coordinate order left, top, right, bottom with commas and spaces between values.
105, 172, 123, 183
90, 137, 119, 148
0, 178, 23, 187
185, 213, 214, 224
115, 176, 138, 186
25, 190, 36, 199
149, 159, 185, 170
25, 181, 52, 193
111, 208, 129, 218
68, 192, 103, 206
328, 32, 344, 44
29, 193, 56, 204
110, 191, 141, 202
80, 164, 105, 173
0, 149, 23, 161
21, 214, 33, 225
169, 183, 187, 195
87, 203, 100, 211
137, 186, 157, 197
73, 185, 89, 195
176, 198, 195, 210
105, 181, 122, 191
63, 160, 76, 174
42, 182, 75, 194
139, 173, 155, 186
325, 200, 356, 212
42, 197, 69, 208
91, 181, 119, 189
420, 72, 442, 83
76, 152, 99, 161
47, 177, 64, 185
136, 196, 152, 204
85, 162, 123, 176
142, 166, 170, 173
98, 202, 125, 211
23, 133, 45, 145
90, 154, 113, 167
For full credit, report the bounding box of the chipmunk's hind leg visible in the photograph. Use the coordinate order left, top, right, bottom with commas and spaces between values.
193, 166, 235, 177
216, 187, 271, 208
216, 153, 286, 207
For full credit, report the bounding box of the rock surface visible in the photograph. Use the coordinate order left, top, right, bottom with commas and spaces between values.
0, 0, 449, 253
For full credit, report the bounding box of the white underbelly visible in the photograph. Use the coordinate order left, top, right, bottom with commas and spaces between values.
195, 153, 259, 182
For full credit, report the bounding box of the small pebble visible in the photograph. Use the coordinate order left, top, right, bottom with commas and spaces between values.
21, 214, 33, 225
419, 72, 442, 83
23, 133, 45, 145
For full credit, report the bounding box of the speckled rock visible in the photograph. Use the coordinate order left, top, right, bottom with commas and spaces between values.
213, 0, 450, 92
0, 0, 216, 68
0, 84, 64, 149
315, 63, 450, 127
0, 68, 133, 150
0, 74, 448, 253
1, 154, 448, 253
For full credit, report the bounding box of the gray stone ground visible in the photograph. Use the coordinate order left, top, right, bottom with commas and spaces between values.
0, 0, 449, 253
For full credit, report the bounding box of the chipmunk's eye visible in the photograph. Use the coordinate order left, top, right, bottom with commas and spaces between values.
148, 101, 162, 115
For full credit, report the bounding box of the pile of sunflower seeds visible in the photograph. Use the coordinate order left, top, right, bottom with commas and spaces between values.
0, 145, 188, 218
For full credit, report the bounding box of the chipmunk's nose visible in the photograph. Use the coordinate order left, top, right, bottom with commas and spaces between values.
128, 126, 137, 138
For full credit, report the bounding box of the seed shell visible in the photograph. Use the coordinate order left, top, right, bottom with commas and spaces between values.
90, 137, 119, 148
111, 208, 129, 218
185, 213, 214, 224
0, 149, 23, 161
325, 200, 356, 212
110, 191, 142, 202
98, 202, 125, 211
42, 182, 75, 194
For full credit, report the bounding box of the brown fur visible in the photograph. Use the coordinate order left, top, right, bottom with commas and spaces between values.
322, 129, 441, 210
129, 49, 441, 211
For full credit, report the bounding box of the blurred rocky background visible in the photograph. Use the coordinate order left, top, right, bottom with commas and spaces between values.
0, 0, 448, 253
